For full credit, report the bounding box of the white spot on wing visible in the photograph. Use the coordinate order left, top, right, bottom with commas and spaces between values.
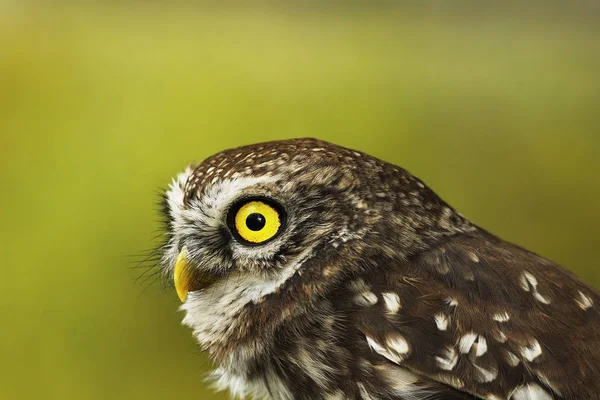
354, 291, 378, 306
459, 333, 487, 358
474, 336, 488, 357
467, 251, 480, 263
519, 272, 551, 304
436, 346, 458, 371
520, 272, 535, 291
365, 334, 410, 364
474, 364, 498, 383
387, 334, 410, 355
533, 292, 551, 305
493, 312, 510, 322
459, 332, 478, 354
382, 292, 401, 314
374, 364, 420, 395
576, 291, 594, 310
434, 313, 449, 331
492, 329, 507, 343
511, 383, 552, 400
519, 338, 542, 362
504, 350, 520, 367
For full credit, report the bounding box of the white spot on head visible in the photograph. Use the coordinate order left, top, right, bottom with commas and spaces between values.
511, 383, 552, 400
434, 313, 449, 331
436, 346, 458, 370
382, 292, 401, 314
576, 290, 594, 310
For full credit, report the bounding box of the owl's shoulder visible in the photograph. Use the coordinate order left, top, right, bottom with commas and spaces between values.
353, 230, 600, 399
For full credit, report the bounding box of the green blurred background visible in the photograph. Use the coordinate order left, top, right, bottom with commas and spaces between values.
1, 2, 599, 399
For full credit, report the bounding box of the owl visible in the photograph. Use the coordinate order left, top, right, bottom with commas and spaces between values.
158, 138, 599, 400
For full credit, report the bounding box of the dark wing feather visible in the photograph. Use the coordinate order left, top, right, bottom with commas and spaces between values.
354, 231, 600, 399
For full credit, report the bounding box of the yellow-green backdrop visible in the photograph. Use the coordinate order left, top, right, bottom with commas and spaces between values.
1, 2, 599, 399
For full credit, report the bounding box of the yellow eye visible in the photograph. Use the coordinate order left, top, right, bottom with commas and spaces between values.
233, 200, 282, 244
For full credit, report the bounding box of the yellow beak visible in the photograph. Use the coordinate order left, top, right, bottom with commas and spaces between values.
174, 247, 191, 302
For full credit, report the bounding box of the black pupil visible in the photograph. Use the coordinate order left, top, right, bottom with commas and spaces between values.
246, 213, 266, 231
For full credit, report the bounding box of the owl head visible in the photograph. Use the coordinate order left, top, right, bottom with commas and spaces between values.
159, 138, 470, 365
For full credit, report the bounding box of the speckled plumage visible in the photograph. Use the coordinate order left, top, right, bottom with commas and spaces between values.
159, 138, 600, 400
